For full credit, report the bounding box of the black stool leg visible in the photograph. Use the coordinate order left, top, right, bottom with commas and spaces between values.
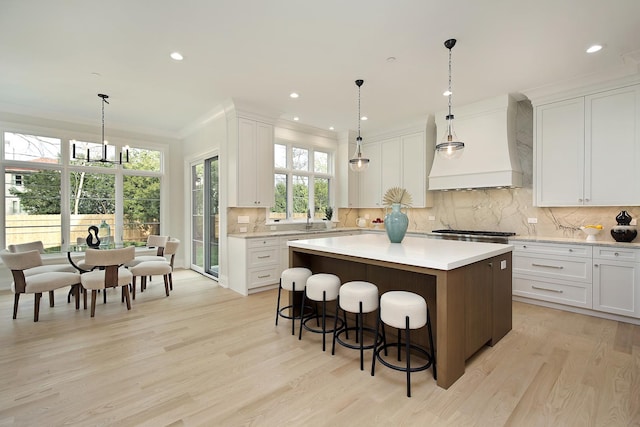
275, 279, 282, 326
292, 281, 298, 336
359, 301, 364, 371
298, 285, 306, 340
406, 316, 411, 398
427, 309, 437, 380
371, 309, 382, 376
321, 291, 327, 351
331, 296, 340, 355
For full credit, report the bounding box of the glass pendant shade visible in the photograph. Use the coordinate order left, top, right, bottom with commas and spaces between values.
436, 115, 464, 159
349, 136, 370, 171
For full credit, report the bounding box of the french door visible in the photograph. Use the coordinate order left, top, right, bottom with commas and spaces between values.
191, 155, 219, 278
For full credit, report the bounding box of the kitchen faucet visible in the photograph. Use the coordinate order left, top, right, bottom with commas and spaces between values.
306, 209, 312, 230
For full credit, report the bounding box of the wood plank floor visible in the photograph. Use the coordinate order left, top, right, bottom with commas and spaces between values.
0, 269, 638, 426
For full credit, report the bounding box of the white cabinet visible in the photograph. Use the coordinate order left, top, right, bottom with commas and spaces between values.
593, 247, 640, 317
229, 117, 274, 207
535, 84, 640, 206
228, 237, 280, 295
358, 142, 382, 207
512, 241, 593, 309
512, 240, 640, 321
357, 129, 433, 208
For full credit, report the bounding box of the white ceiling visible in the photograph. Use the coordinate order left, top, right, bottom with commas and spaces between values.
1, 0, 640, 139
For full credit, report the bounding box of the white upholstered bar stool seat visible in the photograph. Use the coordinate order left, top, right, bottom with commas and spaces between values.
332, 281, 385, 371
275, 267, 313, 336
298, 273, 344, 351
371, 291, 436, 397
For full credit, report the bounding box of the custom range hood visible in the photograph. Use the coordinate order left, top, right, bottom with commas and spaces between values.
428, 94, 523, 190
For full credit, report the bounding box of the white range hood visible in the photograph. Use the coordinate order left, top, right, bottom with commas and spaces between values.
429, 94, 523, 190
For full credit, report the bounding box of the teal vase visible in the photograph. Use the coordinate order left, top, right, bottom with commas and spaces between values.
385, 203, 408, 243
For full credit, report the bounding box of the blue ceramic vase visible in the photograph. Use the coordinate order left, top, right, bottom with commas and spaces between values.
385, 203, 408, 243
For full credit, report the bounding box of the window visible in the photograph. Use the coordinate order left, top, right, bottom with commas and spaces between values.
270, 142, 333, 221
2, 131, 164, 252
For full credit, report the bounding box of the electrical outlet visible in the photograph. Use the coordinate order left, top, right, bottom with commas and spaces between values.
239, 227, 247, 233
428, 216, 436, 221
501, 260, 507, 270
527, 217, 538, 224
270, 225, 277, 230
238, 216, 250, 224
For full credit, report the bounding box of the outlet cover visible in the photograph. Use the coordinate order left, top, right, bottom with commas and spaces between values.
238, 216, 250, 224
527, 217, 538, 224
501, 260, 507, 270
428, 216, 436, 221
239, 227, 247, 233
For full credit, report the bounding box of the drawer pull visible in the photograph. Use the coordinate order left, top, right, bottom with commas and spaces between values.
614, 252, 619, 257
532, 285, 564, 293
257, 255, 271, 259
531, 263, 564, 269
258, 274, 271, 279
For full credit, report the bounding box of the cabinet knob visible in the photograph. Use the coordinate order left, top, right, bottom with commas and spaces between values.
568, 249, 573, 252
615, 252, 619, 256
578, 198, 583, 202
594, 264, 599, 267
584, 198, 590, 202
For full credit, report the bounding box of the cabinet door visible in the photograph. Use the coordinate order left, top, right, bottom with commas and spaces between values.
255, 121, 274, 206
381, 137, 401, 194
586, 85, 640, 205
402, 132, 427, 207
535, 98, 585, 206
593, 260, 640, 317
237, 118, 258, 206
358, 142, 382, 207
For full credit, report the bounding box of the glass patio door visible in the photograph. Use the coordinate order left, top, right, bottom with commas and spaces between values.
191, 155, 219, 278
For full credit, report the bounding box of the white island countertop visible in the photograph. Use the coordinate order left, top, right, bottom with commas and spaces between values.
288, 233, 513, 271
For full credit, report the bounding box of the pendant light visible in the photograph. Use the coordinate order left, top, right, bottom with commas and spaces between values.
435, 38, 464, 160
349, 79, 370, 172
72, 94, 129, 164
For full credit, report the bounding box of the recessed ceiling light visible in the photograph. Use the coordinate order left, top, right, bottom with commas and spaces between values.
443, 90, 452, 96
289, 92, 299, 99
170, 52, 184, 61
293, 116, 299, 121
586, 44, 603, 54
361, 116, 368, 121
329, 126, 334, 130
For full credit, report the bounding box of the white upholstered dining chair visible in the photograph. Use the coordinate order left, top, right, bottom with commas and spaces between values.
129, 238, 180, 299
80, 246, 135, 317
1, 249, 82, 321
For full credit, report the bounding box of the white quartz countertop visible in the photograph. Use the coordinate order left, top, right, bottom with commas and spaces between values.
287, 233, 513, 271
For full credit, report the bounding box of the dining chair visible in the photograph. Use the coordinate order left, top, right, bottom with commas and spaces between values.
1, 249, 82, 321
8, 241, 77, 275
80, 246, 135, 317
129, 238, 180, 299
125, 235, 169, 267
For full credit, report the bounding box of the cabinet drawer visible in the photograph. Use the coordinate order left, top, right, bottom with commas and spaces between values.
513, 276, 591, 308
513, 254, 591, 282
248, 247, 279, 267
248, 237, 279, 248
511, 242, 591, 257
248, 267, 280, 289
593, 247, 640, 262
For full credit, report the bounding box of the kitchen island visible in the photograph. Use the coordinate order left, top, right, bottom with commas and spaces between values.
288, 233, 513, 389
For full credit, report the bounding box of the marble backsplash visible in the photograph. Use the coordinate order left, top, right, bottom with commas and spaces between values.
228, 100, 638, 243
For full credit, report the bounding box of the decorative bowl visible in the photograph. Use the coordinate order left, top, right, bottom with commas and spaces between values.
580, 226, 601, 242
611, 225, 638, 243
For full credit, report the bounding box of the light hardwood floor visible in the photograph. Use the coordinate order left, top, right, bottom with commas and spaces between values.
0, 269, 638, 426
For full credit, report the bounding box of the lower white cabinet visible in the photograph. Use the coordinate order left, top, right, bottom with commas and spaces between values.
228, 237, 280, 296
593, 247, 640, 317
512, 240, 640, 321
512, 241, 592, 309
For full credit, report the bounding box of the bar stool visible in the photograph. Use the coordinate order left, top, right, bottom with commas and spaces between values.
275, 267, 313, 336
332, 281, 385, 371
371, 291, 436, 397
298, 273, 344, 351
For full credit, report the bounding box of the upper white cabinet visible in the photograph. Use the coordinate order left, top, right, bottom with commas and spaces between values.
358, 141, 382, 207
357, 127, 434, 208
229, 117, 275, 207
535, 84, 640, 206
